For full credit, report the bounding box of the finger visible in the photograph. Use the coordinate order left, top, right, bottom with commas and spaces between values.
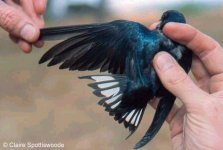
149, 22, 160, 30
209, 73, 223, 93
34, 40, 44, 48
33, 0, 47, 15
18, 39, 32, 53
0, 1, 39, 42
192, 55, 210, 81
163, 23, 223, 75
153, 51, 208, 107
9, 34, 32, 53
20, 0, 44, 28
192, 55, 210, 92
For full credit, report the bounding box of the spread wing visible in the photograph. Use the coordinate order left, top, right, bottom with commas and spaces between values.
39, 20, 149, 74
38, 20, 169, 148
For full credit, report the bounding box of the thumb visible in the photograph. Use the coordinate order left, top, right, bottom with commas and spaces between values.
0, 1, 39, 42
153, 52, 207, 106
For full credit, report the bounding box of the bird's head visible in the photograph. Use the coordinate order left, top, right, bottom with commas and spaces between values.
159, 10, 186, 30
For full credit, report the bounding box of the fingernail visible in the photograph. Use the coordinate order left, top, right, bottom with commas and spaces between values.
156, 52, 175, 71
20, 24, 37, 42
34, 40, 44, 48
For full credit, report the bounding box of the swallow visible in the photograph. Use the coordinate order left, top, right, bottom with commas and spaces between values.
38, 10, 192, 149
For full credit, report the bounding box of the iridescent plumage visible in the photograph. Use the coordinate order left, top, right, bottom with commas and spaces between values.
39, 10, 192, 149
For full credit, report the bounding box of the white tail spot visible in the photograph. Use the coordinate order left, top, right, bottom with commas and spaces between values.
131, 111, 139, 125
98, 82, 118, 89
101, 87, 120, 97
122, 112, 128, 119
126, 109, 136, 122
135, 109, 143, 126
111, 101, 121, 109
91, 76, 114, 82
105, 94, 122, 104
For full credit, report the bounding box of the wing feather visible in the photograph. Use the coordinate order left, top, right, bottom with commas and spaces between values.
39, 20, 148, 74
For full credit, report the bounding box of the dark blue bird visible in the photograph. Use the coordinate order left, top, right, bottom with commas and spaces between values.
39, 10, 192, 149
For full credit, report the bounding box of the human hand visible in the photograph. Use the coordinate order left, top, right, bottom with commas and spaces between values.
151, 23, 223, 150
0, 0, 47, 53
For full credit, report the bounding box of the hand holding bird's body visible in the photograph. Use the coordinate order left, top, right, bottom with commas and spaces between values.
152, 23, 223, 150
39, 10, 192, 149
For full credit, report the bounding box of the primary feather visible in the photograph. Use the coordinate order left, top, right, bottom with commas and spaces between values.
39, 10, 192, 149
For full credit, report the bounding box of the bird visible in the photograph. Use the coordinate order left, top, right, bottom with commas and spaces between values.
38, 10, 192, 149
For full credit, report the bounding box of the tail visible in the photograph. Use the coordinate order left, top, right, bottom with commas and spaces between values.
80, 75, 148, 138
134, 92, 175, 149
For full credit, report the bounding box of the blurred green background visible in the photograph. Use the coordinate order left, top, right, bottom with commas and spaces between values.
0, 0, 223, 150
